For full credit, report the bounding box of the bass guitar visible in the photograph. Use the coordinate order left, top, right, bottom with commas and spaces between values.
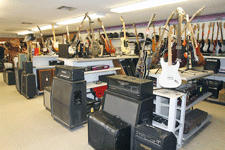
51, 23, 59, 52
37, 26, 48, 54
200, 23, 205, 52
159, 26, 181, 88
202, 22, 212, 52
132, 23, 142, 55
209, 22, 215, 52
120, 16, 130, 54
97, 18, 115, 54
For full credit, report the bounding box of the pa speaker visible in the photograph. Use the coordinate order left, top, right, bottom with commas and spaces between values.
51, 77, 87, 128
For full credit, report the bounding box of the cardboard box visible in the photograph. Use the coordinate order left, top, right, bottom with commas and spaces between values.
218, 89, 225, 102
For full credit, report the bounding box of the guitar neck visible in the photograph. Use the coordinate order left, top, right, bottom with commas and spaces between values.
211, 22, 215, 41
216, 22, 219, 42
153, 24, 156, 44
52, 24, 56, 42
123, 23, 127, 40
220, 22, 223, 41
102, 25, 109, 42
168, 27, 172, 66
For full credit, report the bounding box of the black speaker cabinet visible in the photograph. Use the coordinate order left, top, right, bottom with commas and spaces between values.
22, 61, 33, 73
208, 79, 223, 99
21, 73, 37, 99
134, 124, 177, 150
204, 58, 220, 73
4, 70, 15, 85
59, 44, 74, 58
51, 77, 87, 128
37, 69, 53, 91
88, 111, 131, 150
15, 67, 23, 92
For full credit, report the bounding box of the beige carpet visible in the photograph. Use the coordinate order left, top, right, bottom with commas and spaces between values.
0, 72, 224, 150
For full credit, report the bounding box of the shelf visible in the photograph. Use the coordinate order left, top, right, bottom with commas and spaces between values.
109, 37, 143, 40
33, 55, 58, 58
34, 66, 56, 69
153, 89, 185, 98
212, 73, 225, 77
152, 121, 168, 131
177, 92, 212, 111
206, 98, 225, 105
179, 115, 212, 141
57, 55, 139, 62
84, 67, 121, 74
86, 82, 107, 89
203, 55, 225, 59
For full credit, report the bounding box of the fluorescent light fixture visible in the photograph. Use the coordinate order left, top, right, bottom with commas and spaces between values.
17, 31, 34, 35
57, 13, 106, 25
32, 24, 59, 32
110, 0, 188, 13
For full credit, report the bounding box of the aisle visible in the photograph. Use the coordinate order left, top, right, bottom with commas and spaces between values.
0, 72, 225, 150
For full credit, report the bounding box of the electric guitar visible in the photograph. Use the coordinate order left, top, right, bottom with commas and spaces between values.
37, 26, 48, 53
197, 24, 200, 43
151, 24, 158, 52
202, 22, 212, 52
209, 22, 215, 52
120, 16, 130, 54
66, 26, 70, 44
220, 22, 225, 52
215, 22, 220, 53
200, 23, 205, 52
97, 18, 115, 54
159, 26, 181, 88
51, 23, 59, 52
132, 22, 142, 55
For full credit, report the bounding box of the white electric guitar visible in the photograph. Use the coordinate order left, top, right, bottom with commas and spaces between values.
159, 26, 182, 88
120, 16, 130, 55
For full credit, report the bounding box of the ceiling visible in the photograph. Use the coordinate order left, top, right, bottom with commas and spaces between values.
0, 0, 225, 36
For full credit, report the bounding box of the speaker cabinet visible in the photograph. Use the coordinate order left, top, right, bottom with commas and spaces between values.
88, 111, 131, 150
59, 44, 74, 58
204, 58, 220, 73
18, 54, 27, 69
51, 77, 87, 128
15, 67, 23, 92
22, 61, 33, 73
37, 69, 53, 91
21, 73, 37, 99
44, 86, 52, 110
4, 70, 15, 85
208, 79, 223, 99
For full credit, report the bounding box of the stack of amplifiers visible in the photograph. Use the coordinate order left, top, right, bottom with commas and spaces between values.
37, 69, 53, 91
55, 65, 84, 81
15, 67, 23, 92
88, 111, 131, 150
134, 124, 177, 150
107, 75, 153, 100
21, 72, 37, 99
207, 79, 223, 99
51, 77, 87, 128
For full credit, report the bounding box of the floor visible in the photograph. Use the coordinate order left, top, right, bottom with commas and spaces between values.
0, 72, 225, 150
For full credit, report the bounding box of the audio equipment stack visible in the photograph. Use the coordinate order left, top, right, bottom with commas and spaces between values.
51, 65, 87, 129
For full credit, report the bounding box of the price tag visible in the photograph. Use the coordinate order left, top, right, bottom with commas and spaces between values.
146, 29, 150, 34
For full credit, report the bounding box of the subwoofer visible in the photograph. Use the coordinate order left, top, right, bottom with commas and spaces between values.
37, 69, 52, 91
51, 77, 87, 128
21, 73, 37, 99
88, 111, 131, 150
15, 67, 23, 92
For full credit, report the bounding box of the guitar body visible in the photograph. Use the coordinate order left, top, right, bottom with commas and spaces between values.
159, 57, 181, 88
222, 41, 225, 52
134, 42, 142, 55
151, 40, 158, 52
195, 43, 205, 66
209, 42, 214, 53
171, 43, 187, 68
200, 40, 205, 53
120, 37, 130, 54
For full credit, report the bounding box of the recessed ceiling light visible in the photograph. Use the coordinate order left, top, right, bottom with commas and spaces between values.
110, 0, 188, 13
57, 6, 76, 11
17, 31, 34, 35
32, 24, 59, 32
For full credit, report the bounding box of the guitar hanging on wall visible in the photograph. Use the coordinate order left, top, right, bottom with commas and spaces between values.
37, 26, 48, 54
151, 23, 158, 52
202, 22, 212, 52
132, 22, 142, 55
200, 23, 205, 52
220, 22, 225, 52
209, 22, 215, 53
51, 23, 59, 52
120, 16, 131, 55
159, 26, 181, 88
97, 18, 115, 54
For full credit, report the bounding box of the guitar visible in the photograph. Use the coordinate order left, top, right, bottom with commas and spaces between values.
132, 23, 142, 55
159, 26, 181, 88
215, 22, 220, 53
151, 24, 158, 52
136, 13, 156, 79
209, 22, 215, 52
87, 15, 101, 57
220, 22, 225, 52
197, 24, 200, 43
97, 18, 115, 54
202, 22, 212, 52
120, 16, 131, 55
51, 23, 59, 52
200, 23, 205, 52
37, 26, 48, 53
66, 26, 70, 44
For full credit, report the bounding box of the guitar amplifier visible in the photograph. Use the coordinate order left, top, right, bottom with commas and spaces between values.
21, 73, 37, 99
43, 86, 52, 110
207, 79, 223, 99
204, 58, 220, 73
197, 79, 209, 95
184, 109, 208, 134
107, 75, 153, 100
134, 124, 177, 150
15, 67, 23, 92
18, 54, 27, 69
22, 61, 33, 73
59, 44, 74, 58
51, 77, 87, 128
37, 69, 53, 91
4, 70, 15, 85
177, 85, 198, 106
55, 65, 84, 81
88, 111, 131, 150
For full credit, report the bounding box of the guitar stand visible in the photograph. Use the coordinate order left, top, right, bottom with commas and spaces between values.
155, 67, 162, 74
179, 69, 196, 75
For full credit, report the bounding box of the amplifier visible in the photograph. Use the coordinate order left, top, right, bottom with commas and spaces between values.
21, 73, 37, 99
204, 58, 220, 73
22, 61, 33, 73
177, 85, 198, 106
107, 75, 153, 100
4, 70, 15, 85
88, 111, 131, 150
43, 86, 52, 110
15, 67, 23, 92
59, 44, 75, 58
55, 65, 84, 81
197, 79, 209, 95
37, 69, 52, 91
51, 77, 87, 128
134, 124, 177, 150
208, 79, 223, 99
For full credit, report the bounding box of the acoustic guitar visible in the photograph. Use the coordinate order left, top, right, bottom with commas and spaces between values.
97, 18, 115, 54
132, 23, 142, 55
159, 26, 181, 88
202, 22, 212, 52
120, 16, 130, 54
51, 23, 59, 52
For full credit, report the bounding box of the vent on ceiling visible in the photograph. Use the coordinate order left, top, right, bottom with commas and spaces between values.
21, 22, 33, 24
57, 6, 76, 11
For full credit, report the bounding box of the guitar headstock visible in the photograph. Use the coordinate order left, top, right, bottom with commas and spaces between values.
212, 22, 215, 28
66, 26, 69, 31
132, 22, 136, 29
120, 16, 124, 24
193, 25, 197, 31
208, 22, 212, 29
201, 23, 205, 29
176, 7, 185, 17
197, 24, 200, 30
97, 18, 102, 24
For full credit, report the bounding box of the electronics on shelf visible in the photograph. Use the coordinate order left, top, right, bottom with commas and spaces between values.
55, 65, 84, 81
